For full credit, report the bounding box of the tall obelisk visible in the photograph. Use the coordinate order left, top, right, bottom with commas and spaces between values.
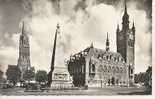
47, 23, 59, 87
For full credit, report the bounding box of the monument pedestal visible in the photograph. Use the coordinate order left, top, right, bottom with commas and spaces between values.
51, 67, 73, 90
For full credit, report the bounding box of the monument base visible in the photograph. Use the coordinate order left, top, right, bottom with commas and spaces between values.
51, 67, 74, 90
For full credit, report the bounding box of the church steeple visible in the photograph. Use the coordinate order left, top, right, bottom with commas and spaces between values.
106, 32, 110, 51
122, 0, 129, 31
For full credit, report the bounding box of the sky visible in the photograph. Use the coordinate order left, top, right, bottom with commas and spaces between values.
0, 0, 152, 74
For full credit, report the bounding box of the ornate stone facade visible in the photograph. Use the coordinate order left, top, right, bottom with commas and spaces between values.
17, 22, 31, 78
68, 43, 129, 87
67, 0, 135, 87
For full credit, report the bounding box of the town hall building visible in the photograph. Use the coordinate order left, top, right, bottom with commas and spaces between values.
67, 0, 135, 87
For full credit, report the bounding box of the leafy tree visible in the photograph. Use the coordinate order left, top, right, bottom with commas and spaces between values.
6, 65, 21, 86
35, 70, 47, 84
0, 70, 3, 80
23, 69, 35, 82
0, 70, 4, 84
144, 66, 152, 86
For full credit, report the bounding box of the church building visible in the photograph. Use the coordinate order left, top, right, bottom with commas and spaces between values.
67, 0, 135, 87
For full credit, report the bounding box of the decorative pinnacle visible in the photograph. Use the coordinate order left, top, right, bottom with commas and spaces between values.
107, 32, 109, 41
90, 42, 94, 48
22, 21, 24, 34
133, 21, 135, 27
57, 23, 60, 29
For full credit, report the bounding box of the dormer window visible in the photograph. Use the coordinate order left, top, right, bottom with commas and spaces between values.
114, 57, 116, 62
121, 58, 123, 62
109, 55, 112, 60
106, 56, 109, 60
98, 54, 100, 59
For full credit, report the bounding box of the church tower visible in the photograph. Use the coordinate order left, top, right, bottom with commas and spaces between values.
17, 22, 31, 78
116, 0, 135, 85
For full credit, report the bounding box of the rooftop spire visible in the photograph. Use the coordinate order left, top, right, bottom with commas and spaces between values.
132, 21, 135, 28
106, 32, 109, 41
90, 42, 94, 48
57, 23, 60, 29
21, 21, 25, 35
106, 32, 110, 51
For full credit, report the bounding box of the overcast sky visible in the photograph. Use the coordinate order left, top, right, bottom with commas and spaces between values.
0, 0, 152, 73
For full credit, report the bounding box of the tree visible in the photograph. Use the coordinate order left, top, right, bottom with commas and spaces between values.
0, 70, 3, 80
35, 70, 47, 84
23, 69, 35, 82
6, 65, 21, 86
144, 66, 152, 91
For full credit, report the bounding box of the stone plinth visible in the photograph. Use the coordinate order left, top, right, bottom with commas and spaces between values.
51, 67, 73, 89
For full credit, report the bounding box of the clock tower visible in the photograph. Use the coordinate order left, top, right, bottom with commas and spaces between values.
116, 0, 135, 86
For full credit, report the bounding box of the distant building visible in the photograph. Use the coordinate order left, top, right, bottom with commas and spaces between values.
17, 22, 31, 79
67, 0, 135, 87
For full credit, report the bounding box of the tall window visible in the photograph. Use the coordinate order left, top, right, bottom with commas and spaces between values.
104, 65, 107, 72
131, 69, 133, 74
92, 64, 95, 73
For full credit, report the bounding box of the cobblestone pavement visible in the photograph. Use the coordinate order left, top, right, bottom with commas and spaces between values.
0, 86, 151, 95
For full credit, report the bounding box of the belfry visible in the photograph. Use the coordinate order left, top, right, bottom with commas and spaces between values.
17, 22, 31, 78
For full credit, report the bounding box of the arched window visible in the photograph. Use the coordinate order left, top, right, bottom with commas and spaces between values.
106, 55, 109, 60
108, 66, 111, 73
98, 54, 100, 58
114, 57, 116, 61
112, 67, 114, 72
104, 65, 107, 72
120, 67, 123, 73
116, 67, 119, 73
109, 55, 112, 60
92, 64, 95, 72
121, 58, 123, 62
131, 69, 133, 74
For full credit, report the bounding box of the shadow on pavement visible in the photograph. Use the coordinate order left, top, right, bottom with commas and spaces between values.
118, 91, 152, 95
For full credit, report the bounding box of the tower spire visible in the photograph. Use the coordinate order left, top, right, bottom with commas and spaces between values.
125, 0, 127, 13
106, 32, 110, 51
117, 24, 120, 32
122, 0, 129, 30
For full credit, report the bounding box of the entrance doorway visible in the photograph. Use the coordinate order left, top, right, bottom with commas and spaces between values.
111, 77, 115, 85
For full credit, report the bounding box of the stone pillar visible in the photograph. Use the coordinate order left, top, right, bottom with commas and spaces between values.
85, 57, 90, 87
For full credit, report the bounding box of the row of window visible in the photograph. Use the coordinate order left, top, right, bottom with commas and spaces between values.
97, 65, 125, 73
97, 54, 124, 63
